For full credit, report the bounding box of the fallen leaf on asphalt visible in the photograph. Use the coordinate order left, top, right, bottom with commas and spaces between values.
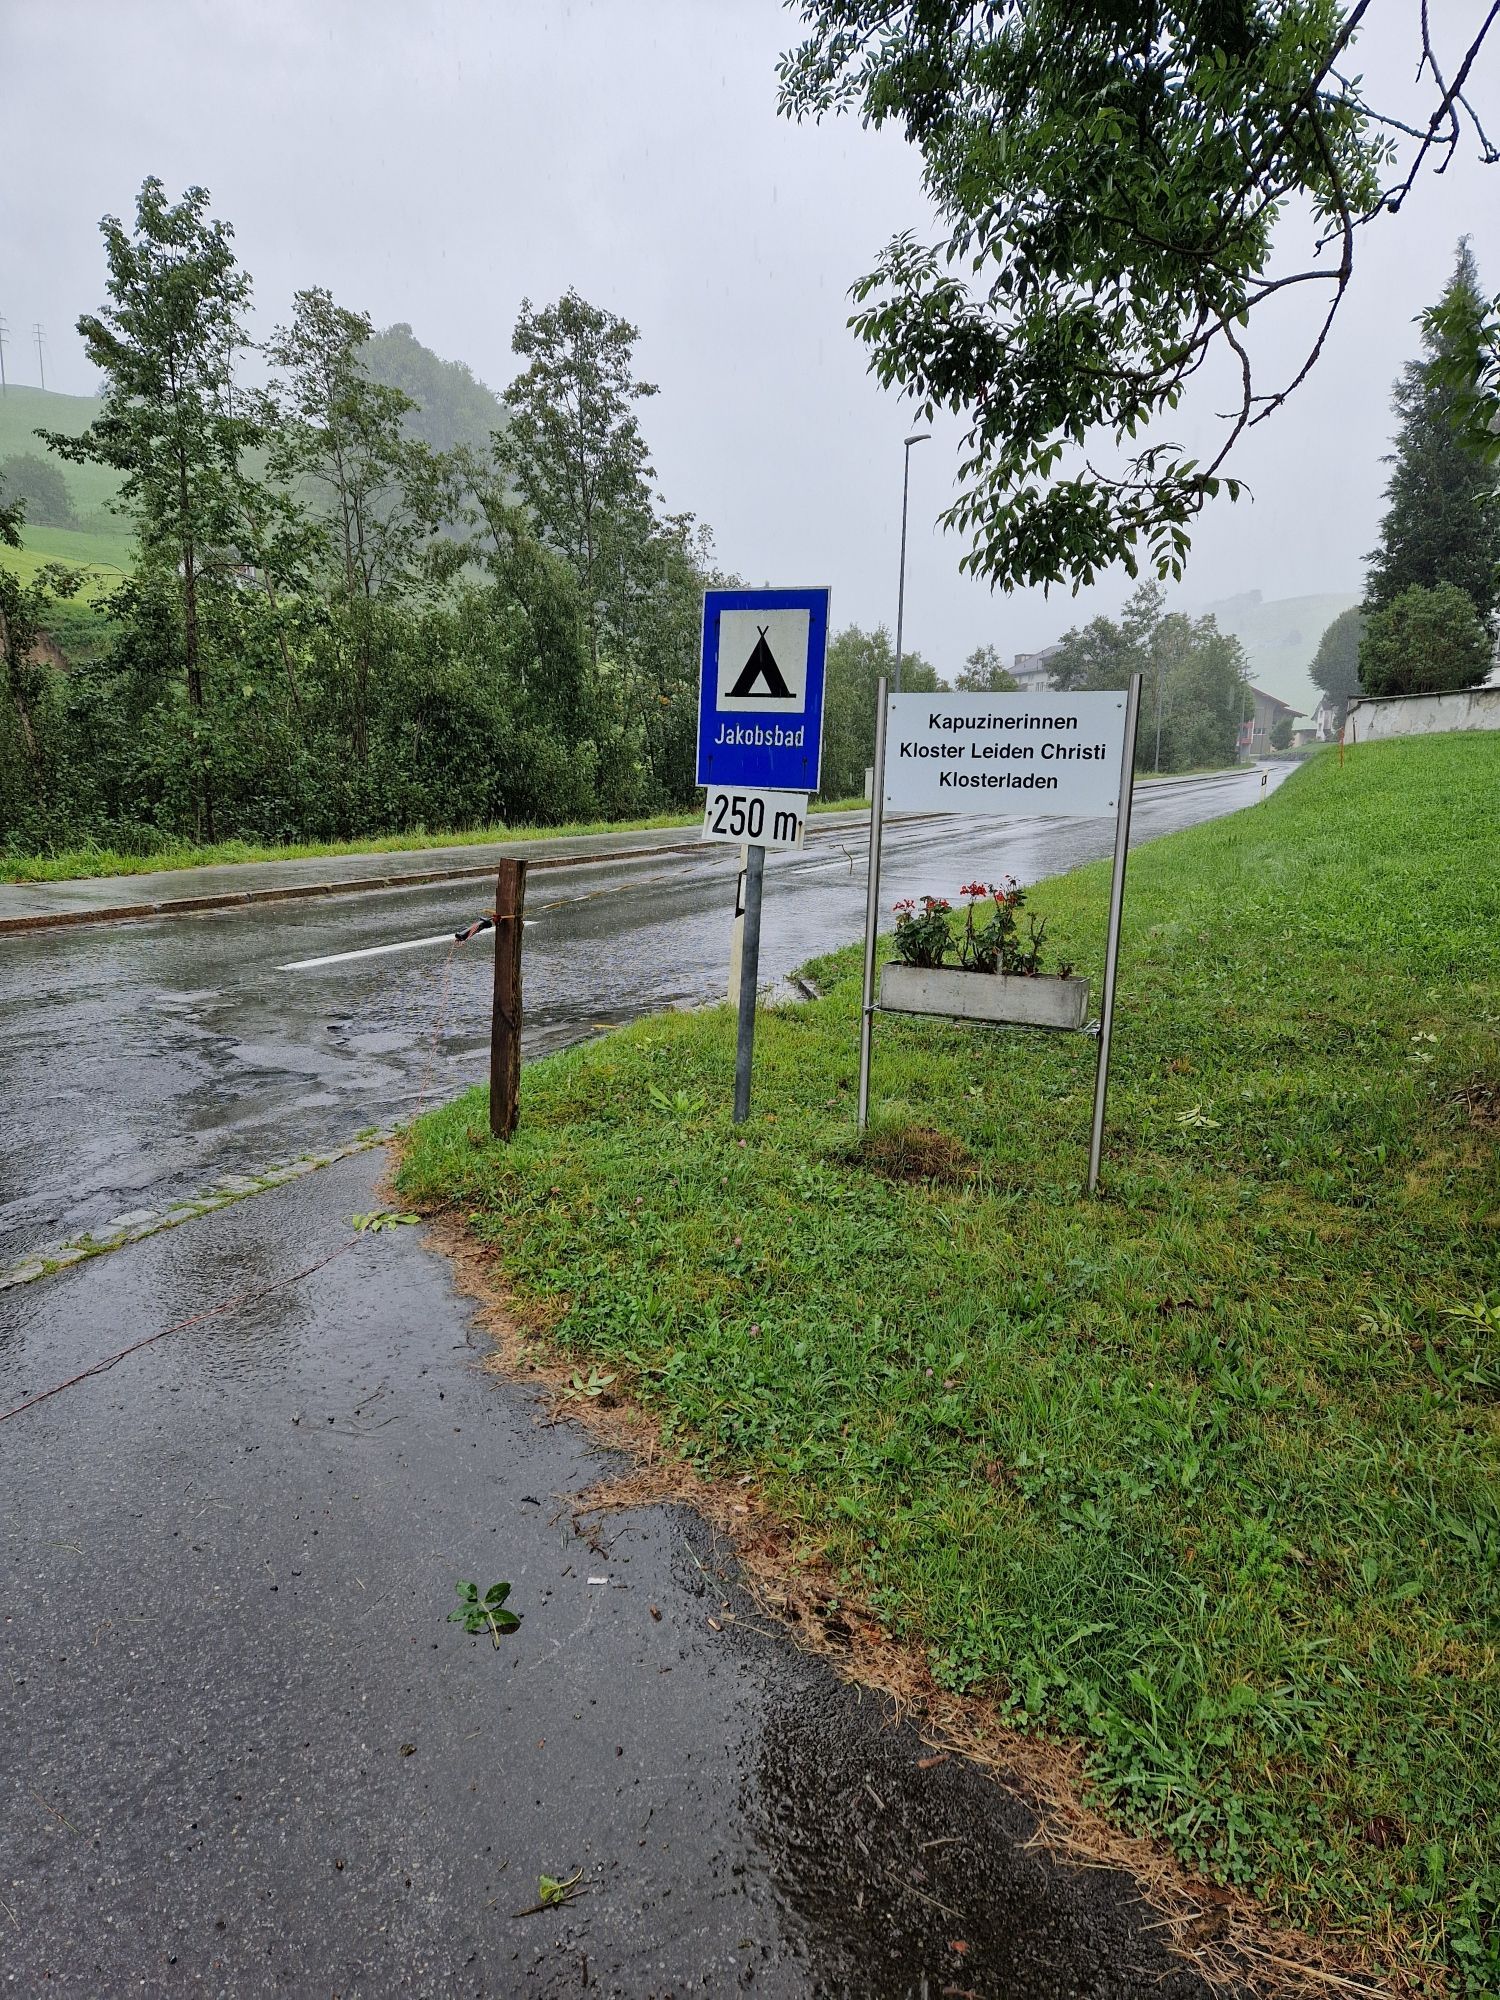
512, 1867, 585, 1917
917, 1754, 949, 1770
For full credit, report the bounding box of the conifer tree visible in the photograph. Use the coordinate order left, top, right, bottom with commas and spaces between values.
1365, 243, 1500, 630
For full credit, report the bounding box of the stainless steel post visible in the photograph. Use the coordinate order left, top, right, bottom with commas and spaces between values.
856, 677, 891, 1133
726, 844, 748, 1006
732, 843, 766, 1124
1087, 672, 1143, 1193
893, 432, 928, 696
894, 460, 911, 697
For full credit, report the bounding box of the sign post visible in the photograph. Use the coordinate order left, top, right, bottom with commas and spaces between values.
855, 676, 890, 1132
1086, 674, 1142, 1193
733, 845, 766, 1122
698, 587, 830, 1122
859, 680, 1142, 1191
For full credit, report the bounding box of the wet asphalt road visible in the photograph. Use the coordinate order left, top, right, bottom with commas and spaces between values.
0, 769, 1282, 1264
0, 785, 1286, 1994
0, 1151, 1218, 1998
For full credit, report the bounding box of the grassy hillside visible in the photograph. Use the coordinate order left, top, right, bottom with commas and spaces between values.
402, 736, 1500, 1992
1194, 589, 1361, 717
0, 521, 135, 589
0, 385, 119, 526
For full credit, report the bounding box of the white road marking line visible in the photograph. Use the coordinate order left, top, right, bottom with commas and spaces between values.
278, 924, 535, 972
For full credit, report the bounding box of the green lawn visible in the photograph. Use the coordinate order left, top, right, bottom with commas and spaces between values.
0, 518, 136, 591
0, 385, 120, 525
0, 796, 873, 882
398, 736, 1500, 1993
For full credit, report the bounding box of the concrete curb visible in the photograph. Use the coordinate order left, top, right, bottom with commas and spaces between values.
0, 838, 714, 937
0, 1127, 399, 1292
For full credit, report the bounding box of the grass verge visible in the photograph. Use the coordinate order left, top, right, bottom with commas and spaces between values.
0, 520, 137, 590
399, 736, 1500, 1993
0, 796, 873, 884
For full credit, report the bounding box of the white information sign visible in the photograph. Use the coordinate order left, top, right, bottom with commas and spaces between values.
884, 692, 1128, 817
701, 786, 807, 850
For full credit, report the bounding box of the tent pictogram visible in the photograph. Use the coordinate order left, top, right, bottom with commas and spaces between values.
727, 626, 793, 700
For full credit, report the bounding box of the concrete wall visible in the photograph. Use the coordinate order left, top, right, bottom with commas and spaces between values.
1345, 686, 1500, 743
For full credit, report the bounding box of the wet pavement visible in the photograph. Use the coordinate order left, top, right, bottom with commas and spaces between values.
0, 1151, 1220, 1998
0, 770, 1285, 1265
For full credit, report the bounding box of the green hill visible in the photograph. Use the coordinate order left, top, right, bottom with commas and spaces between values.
1193, 588, 1361, 716
0, 391, 137, 601
0, 385, 120, 528
362, 323, 508, 454
1, 522, 136, 591
0, 329, 504, 604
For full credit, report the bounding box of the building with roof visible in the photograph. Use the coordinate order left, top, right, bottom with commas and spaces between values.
1237, 686, 1304, 758
1011, 644, 1063, 694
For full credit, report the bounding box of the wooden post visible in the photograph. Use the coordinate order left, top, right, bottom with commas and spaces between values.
490, 857, 526, 1140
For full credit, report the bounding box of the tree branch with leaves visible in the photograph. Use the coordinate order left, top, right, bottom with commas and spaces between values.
779, 3, 1498, 592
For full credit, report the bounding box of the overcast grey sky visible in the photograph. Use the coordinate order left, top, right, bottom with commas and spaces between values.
4, 1, 1497, 671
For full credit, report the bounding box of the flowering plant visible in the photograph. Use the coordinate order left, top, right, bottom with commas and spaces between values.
961, 876, 1049, 976
890, 895, 953, 968
892, 879, 1072, 978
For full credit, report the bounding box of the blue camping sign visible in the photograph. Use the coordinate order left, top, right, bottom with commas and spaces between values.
697, 587, 830, 794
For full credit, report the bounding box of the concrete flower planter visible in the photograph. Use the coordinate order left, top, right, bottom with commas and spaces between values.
880, 962, 1091, 1030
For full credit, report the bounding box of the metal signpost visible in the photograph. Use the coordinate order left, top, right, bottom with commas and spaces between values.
699, 586, 830, 1122
858, 677, 1143, 1192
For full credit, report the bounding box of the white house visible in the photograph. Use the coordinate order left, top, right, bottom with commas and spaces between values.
1011, 643, 1063, 693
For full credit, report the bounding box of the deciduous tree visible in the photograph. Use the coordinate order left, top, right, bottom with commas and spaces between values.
1309, 605, 1364, 727
500, 291, 658, 671
0, 455, 78, 530
1047, 583, 1247, 769
779, 5, 1498, 592
44, 178, 259, 836
0, 552, 82, 801
953, 643, 1018, 693
820, 623, 943, 800
262, 288, 445, 762
1359, 582, 1492, 696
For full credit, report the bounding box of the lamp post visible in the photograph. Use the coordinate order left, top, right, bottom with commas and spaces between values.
893, 431, 930, 694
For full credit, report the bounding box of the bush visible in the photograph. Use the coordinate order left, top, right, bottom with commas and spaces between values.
0, 454, 78, 530
1359, 583, 1493, 697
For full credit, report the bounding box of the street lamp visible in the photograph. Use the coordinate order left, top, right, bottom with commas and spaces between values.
893, 431, 930, 694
